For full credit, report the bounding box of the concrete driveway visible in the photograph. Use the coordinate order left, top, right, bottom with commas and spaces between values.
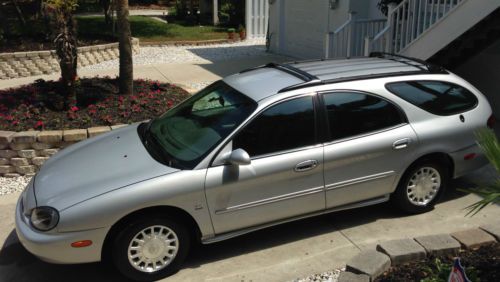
0, 165, 499, 282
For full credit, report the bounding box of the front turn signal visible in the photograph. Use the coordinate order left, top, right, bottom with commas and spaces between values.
71, 240, 93, 248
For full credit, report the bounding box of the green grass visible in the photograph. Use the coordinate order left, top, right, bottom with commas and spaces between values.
76, 16, 227, 42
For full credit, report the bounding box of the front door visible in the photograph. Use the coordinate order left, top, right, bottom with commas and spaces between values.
205, 95, 326, 234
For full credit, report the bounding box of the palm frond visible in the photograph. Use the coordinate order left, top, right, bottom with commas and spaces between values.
475, 129, 500, 173
462, 129, 500, 216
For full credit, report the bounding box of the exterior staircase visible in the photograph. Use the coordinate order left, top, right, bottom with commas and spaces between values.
429, 7, 500, 69
326, 0, 500, 63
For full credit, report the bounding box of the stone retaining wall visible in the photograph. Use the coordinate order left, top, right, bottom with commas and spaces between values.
0, 125, 127, 177
0, 38, 140, 80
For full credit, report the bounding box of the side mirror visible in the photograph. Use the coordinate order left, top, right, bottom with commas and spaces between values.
227, 149, 251, 166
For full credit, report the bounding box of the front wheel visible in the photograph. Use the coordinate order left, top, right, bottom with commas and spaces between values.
392, 160, 449, 214
112, 217, 190, 281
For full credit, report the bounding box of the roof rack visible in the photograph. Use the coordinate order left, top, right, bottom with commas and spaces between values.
278, 70, 426, 93
239, 55, 448, 94
369, 52, 447, 74
239, 62, 319, 82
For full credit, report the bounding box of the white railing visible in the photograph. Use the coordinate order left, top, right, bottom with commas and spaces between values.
325, 12, 387, 58
367, 0, 464, 55
245, 0, 269, 39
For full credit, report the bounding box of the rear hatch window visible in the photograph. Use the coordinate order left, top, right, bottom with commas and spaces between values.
386, 81, 478, 115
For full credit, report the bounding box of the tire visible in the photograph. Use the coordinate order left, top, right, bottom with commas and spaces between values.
112, 217, 190, 281
392, 160, 449, 214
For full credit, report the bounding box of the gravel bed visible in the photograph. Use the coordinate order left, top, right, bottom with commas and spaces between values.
80, 39, 269, 71
0, 176, 31, 196
292, 268, 343, 282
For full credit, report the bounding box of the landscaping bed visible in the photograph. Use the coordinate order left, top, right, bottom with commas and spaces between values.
0, 78, 190, 131
0, 37, 115, 53
377, 243, 500, 282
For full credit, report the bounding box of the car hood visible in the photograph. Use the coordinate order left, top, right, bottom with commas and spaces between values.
34, 124, 179, 211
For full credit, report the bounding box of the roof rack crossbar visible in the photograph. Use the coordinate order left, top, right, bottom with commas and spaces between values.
369, 52, 446, 73
239, 63, 319, 82
269, 63, 319, 82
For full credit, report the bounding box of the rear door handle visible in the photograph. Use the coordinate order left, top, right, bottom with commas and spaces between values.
295, 160, 318, 172
393, 138, 411, 150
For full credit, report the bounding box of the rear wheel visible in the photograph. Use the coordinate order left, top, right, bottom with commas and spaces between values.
393, 160, 449, 213
112, 217, 190, 281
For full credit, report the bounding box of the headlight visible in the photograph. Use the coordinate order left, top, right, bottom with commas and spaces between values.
30, 207, 59, 231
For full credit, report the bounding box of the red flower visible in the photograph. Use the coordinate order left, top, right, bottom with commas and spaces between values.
131, 105, 141, 113
167, 100, 173, 108
12, 120, 19, 126
35, 121, 44, 129
70, 106, 79, 112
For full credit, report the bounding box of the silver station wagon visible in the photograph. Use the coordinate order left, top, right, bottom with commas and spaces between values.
16, 53, 494, 281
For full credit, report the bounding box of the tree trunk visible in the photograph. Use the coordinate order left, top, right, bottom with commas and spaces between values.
54, 13, 78, 109
116, 0, 133, 96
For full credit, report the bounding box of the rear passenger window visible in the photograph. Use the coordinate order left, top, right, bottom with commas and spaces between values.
323, 92, 405, 141
386, 81, 478, 115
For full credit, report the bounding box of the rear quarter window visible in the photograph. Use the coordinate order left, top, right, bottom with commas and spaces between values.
385, 81, 478, 116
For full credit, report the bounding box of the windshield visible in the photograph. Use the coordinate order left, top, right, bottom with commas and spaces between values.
146, 81, 257, 169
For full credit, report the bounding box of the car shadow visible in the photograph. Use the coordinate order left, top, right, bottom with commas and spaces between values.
0, 230, 125, 282
0, 170, 492, 281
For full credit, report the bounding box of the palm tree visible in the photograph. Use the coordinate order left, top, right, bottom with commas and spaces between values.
48, 0, 79, 108
463, 129, 500, 216
116, 0, 133, 96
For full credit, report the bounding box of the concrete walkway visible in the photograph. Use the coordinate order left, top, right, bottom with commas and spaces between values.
0, 165, 499, 282
0, 54, 290, 92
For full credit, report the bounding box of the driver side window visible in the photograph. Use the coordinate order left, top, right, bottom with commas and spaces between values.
233, 96, 316, 157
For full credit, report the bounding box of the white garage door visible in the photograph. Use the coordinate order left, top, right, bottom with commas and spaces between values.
281, 0, 328, 59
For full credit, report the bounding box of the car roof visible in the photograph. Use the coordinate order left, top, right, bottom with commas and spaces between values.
223, 53, 448, 102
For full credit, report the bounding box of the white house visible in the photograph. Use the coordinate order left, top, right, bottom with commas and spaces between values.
267, 0, 384, 59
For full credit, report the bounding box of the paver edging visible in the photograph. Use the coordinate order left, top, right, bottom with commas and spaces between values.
0, 124, 129, 177
338, 228, 499, 282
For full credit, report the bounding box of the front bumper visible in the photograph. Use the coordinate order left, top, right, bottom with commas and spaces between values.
15, 196, 108, 264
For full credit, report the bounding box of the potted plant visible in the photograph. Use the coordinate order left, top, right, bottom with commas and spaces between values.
238, 25, 246, 40
227, 28, 236, 40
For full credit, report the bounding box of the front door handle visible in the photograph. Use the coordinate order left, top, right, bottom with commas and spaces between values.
393, 138, 411, 150
294, 160, 318, 172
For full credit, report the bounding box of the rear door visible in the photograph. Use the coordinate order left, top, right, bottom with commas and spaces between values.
320, 91, 418, 208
